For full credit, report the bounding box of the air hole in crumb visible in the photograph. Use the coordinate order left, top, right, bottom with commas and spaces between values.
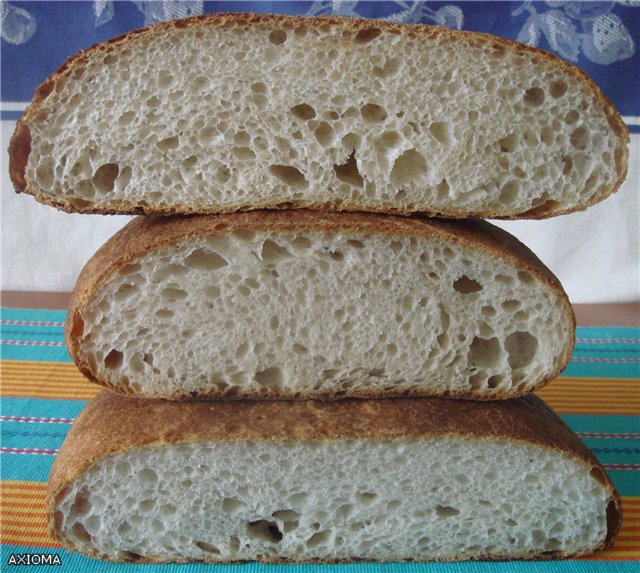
355, 28, 382, 43
436, 505, 460, 517
231, 147, 255, 160
161, 287, 188, 302
246, 520, 283, 543
501, 299, 521, 311
496, 274, 514, 285
570, 126, 589, 150
291, 103, 316, 120
356, 492, 377, 505
487, 375, 503, 389
314, 122, 334, 146
195, 541, 220, 554
565, 110, 580, 124
347, 239, 364, 249
429, 121, 452, 145
500, 180, 520, 203
222, 497, 245, 512
273, 509, 300, 532
93, 163, 119, 193
334, 152, 363, 187
255, 367, 283, 389
391, 149, 427, 186
70, 488, 91, 516
498, 133, 517, 153
467, 337, 501, 368
589, 467, 607, 486
268, 29, 287, 45
453, 275, 483, 294
72, 521, 92, 542
517, 271, 535, 284
117, 111, 135, 126
269, 165, 308, 189
184, 249, 228, 270
342, 132, 361, 151
114, 284, 138, 301
523, 87, 545, 106
505, 331, 538, 369
549, 80, 567, 98
104, 350, 123, 370
261, 239, 291, 262
360, 103, 387, 122
251, 82, 267, 94
155, 309, 174, 319
157, 136, 179, 152
307, 530, 331, 547
292, 236, 312, 249
373, 56, 400, 78
121, 551, 143, 562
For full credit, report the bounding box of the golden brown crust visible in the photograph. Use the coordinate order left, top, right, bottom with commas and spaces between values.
47, 391, 621, 561
10, 12, 628, 218
65, 210, 575, 400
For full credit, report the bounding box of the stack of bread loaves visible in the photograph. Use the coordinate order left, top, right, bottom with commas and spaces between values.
10, 14, 628, 563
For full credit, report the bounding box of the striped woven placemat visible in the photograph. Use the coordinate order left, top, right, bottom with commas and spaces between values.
1, 307, 638, 571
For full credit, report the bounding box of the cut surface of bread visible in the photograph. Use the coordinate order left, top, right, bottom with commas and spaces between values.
66, 210, 574, 400
48, 391, 621, 563
10, 13, 627, 218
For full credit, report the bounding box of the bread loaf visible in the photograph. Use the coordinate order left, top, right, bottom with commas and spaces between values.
47, 391, 621, 562
66, 210, 574, 400
10, 13, 627, 218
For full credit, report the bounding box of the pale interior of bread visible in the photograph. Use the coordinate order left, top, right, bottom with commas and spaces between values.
75, 229, 571, 399
27, 19, 623, 215
54, 437, 610, 562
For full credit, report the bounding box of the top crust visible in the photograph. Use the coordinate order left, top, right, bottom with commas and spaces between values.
47, 391, 621, 553
9, 12, 629, 219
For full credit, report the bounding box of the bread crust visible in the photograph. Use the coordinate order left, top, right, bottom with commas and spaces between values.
65, 210, 576, 400
9, 12, 628, 219
47, 391, 621, 562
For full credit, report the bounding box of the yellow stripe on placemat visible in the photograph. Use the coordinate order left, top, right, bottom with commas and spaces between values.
0, 481, 59, 549
0, 361, 98, 400
538, 377, 640, 415
1, 480, 638, 559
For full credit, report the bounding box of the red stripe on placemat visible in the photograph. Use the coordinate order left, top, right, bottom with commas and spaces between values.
1, 447, 58, 456
0, 416, 74, 424
0, 320, 65, 327
577, 432, 640, 438
603, 464, 640, 470
570, 357, 640, 363
0, 339, 65, 347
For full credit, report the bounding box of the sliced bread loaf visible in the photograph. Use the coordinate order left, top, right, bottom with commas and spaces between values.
66, 210, 574, 400
48, 391, 621, 562
10, 13, 627, 218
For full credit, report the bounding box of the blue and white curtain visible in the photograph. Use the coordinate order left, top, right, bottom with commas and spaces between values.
2, 1, 638, 130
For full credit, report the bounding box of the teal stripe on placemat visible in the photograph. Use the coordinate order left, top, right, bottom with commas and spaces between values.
1, 452, 55, 482
562, 415, 640, 434
0, 344, 73, 362
0, 546, 636, 573
0, 397, 88, 419
0, 308, 68, 323
565, 326, 640, 378
575, 327, 640, 340
1, 308, 71, 362
562, 361, 640, 379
